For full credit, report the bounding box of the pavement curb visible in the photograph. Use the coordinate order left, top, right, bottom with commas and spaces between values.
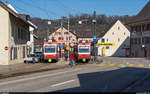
0, 64, 68, 80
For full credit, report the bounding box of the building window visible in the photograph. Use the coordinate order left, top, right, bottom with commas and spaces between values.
147, 24, 150, 30
143, 38, 147, 44
64, 32, 69, 35
58, 37, 61, 40
124, 32, 126, 35
135, 38, 137, 44
106, 46, 109, 49
107, 38, 108, 42
101, 38, 105, 43
23, 46, 25, 58
18, 28, 20, 39
131, 38, 133, 44
14, 47, 17, 59
118, 38, 120, 42
10, 47, 14, 60
112, 32, 114, 35
118, 27, 120, 30
66, 37, 68, 40
57, 32, 61, 35
138, 38, 141, 44
142, 38, 147, 44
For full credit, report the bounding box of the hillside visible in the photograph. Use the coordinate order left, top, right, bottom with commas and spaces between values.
30, 14, 134, 45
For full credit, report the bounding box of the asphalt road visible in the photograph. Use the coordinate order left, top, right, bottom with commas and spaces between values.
0, 62, 150, 92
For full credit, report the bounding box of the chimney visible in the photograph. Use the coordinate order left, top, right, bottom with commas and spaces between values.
5, 1, 9, 5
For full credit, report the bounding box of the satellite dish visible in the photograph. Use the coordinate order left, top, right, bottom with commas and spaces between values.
27, 41, 31, 46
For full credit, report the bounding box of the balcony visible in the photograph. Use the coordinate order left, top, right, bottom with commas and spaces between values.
142, 31, 150, 37
131, 31, 150, 38
131, 31, 142, 38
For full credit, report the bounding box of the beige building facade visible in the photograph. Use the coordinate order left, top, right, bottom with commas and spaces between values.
127, 1, 150, 57
0, 1, 31, 65
98, 20, 130, 57
49, 27, 77, 46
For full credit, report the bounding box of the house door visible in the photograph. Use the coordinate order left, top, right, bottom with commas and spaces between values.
144, 48, 147, 57
102, 47, 106, 56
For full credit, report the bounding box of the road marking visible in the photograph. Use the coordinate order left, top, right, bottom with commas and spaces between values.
51, 79, 75, 87
143, 60, 150, 63
137, 64, 144, 67
98, 64, 105, 66
109, 64, 115, 66
128, 64, 134, 67
0, 68, 81, 86
107, 60, 111, 64
118, 64, 125, 67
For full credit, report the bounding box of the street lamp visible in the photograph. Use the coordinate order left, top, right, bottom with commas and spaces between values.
47, 20, 51, 41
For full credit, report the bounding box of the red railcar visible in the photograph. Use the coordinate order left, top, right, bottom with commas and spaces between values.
75, 40, 91, 62
43, 40, 58, 62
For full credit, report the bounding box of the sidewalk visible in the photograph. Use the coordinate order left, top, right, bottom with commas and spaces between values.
0, 61, 69, 79
97, 56, 150, 64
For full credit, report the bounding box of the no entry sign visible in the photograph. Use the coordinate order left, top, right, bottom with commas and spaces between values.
4, 46, 8, 50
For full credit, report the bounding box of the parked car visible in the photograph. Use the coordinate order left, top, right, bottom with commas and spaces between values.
24, 54, 40, 63
34, 51, 44, 62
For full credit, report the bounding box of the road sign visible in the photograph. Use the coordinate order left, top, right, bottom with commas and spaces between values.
97, 43, 116, 46
66, 46, 70, 51
93, 36, 97, 42
4, 46, 8, 50
27, 41, 31, 46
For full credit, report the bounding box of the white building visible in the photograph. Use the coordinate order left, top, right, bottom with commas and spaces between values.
28, 21, 38, 54
98, 20, 130, 57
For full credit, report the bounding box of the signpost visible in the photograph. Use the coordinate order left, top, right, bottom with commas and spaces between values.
4, 46, 8, 50
66, 46, 70, 51
93, 36, 98, 42
97, 43, 116, 46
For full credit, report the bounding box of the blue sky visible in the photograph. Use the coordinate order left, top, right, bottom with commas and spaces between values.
2, 0, 149, 19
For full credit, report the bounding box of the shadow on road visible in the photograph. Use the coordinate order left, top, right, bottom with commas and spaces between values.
51, 67, 150, 93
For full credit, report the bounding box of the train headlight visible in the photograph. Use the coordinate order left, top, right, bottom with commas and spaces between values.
83, 58, 86, 62
48, 59, 52, 63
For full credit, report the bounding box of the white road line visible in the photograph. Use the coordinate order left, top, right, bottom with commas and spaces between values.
143, 60, 150, 63
0, 68, 81, 86
51, 79, 75, 87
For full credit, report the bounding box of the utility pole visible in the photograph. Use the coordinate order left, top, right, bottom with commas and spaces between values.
47, 21, 51, 41
61, 20, 63, 42
93, 11, 97, 62
68, 14, 70, 60
47, 27, 49, 41
68, 14, 70, 45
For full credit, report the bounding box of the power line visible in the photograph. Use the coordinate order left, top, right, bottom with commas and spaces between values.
16, 0, 60, 19
55, 0, 82, 15
10, 0, 34, 15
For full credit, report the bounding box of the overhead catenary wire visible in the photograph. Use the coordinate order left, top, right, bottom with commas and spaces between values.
9, 0, 35, 16
55, 0, 83, 15
15, 0, 60, 19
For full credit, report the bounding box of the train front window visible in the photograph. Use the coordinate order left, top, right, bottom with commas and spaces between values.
44, 46, 56, 53
78, 46, 89, 53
